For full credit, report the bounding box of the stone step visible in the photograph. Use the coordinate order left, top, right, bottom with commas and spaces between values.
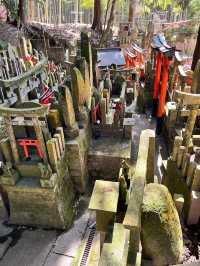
16, 163, 41, 178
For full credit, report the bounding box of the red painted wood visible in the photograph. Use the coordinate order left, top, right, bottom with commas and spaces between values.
157, 56, 170, 117
18, 139, 44, 159
153, 52, 162, 99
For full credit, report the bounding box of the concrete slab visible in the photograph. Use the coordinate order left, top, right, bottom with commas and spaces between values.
44, 253, 73, 266
0, 237, 12, 259
0, 223, 13, 237
0, 229, 57, 266
53, 211, 90, 257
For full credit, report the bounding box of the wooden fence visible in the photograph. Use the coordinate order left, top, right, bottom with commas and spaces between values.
27, 0, 93, 25
27, 1, 199, 30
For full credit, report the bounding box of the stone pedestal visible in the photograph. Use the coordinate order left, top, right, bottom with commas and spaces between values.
174, 193, 184, 216
187, 191, 200, 225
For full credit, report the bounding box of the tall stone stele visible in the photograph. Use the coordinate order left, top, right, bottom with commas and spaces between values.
59, 85, 79, 138
76, 58, 92, 110
80, 31, 93, 88
71, 67, 89, 126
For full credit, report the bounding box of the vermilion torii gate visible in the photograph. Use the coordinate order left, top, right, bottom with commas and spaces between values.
151, 34, 176, 134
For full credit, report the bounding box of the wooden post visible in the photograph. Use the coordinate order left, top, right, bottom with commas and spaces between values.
153, 52, 162, 101
171, 64, 178, 92
45, 0, 49, 23
32, 117, 48, 163
4, 116, 19, 163
58, 0, 62, 24
157, 56, 170, 118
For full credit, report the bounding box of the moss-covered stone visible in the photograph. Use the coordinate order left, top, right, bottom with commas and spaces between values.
141, 183, 183, 266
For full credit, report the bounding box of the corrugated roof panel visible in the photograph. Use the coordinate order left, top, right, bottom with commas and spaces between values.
97, 48, 126, 67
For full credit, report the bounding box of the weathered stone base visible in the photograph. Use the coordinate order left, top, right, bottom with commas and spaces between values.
4, 174, 74, 229
64, 127, 79, 139
0, 194, 7, 220
88, 138, 131, 180
0, 149, 76, 229
66, 127, 90, 194
162, 158, 191, 221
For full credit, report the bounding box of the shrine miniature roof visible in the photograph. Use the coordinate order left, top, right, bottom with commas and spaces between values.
97, 48, 126, 68
151, 34, 175, 58
27, 22, 90, 48
124, 48, 136, 58
0, 23, 24, 47
0, 101, 49, 117
175, 51, 183, 62
131, 43, 144, 54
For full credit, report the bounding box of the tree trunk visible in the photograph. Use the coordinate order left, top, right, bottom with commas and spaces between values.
92, 0, 102, 32
99, 0, 117, 47
18, 0, 26, 25
192, 25, 200, 71
128, 0, 139, 24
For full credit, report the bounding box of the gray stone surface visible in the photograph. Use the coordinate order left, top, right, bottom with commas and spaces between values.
53, 211, 90, 257
0, 229, 57, 266
0, 223, 13, 237
44, 253, 73, 266
0, 237, 12, 259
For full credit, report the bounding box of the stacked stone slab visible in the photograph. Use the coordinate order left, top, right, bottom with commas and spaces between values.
163, 135, 200, 225
66, 129, 90, 194
123, 129, 155, 264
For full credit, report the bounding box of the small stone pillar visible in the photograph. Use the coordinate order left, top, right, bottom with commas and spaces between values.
186, 155, 197, 187
147, 131, 155, 183
174, 193, 184, 216
53, 137, 61, 160
4, 116, 19, 164
177, 146, 186, 168
183, 107, 198, 150
0, 138, 13, 163
59, 86, 79, 138
187, 191, 200, 225
172, 136, 183, 161
100, 98, 107, 125
191, 165, 200, 191
47, 139, 58, 170
32, 117, 48, 163
54, 134, 64, 154
48, 109, 61, 131
56, 127, 65, 149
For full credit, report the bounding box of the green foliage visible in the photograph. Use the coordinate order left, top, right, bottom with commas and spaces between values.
141, 0, 181, 13
188, 0, 200, 17
80, 0, 125, 10
80, 0, 93, 9
80, 0, 109, 10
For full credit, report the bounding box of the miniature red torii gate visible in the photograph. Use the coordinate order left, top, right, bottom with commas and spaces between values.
18, 139, 44, 159
151, 34, 175, 134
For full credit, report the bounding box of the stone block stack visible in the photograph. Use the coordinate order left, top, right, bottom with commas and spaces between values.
164, 135, 200, 225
